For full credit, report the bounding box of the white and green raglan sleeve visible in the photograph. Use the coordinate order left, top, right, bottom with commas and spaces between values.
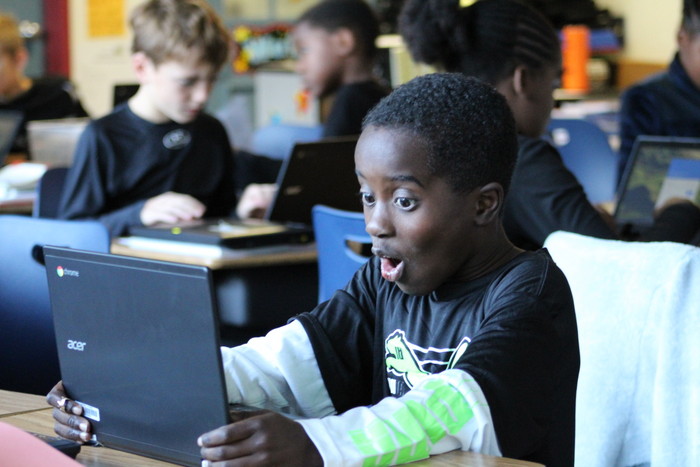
297, 368, 501, 466
220, 320, 336, 418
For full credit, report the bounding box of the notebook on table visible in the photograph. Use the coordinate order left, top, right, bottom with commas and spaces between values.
0, 110, 24, 166
44, 246, 231, 467
614, 136, 700, 237
128, 136, 361, 248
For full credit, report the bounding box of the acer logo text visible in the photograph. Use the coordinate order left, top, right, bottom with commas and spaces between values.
67, 340, 86, 351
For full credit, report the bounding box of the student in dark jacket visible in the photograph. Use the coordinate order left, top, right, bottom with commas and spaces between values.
619, 0, 700, 179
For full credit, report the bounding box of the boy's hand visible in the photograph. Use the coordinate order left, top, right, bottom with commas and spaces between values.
46, 381, 93, 443
140, 191, 206, 225
198, 409, 322, 466
236, 183, 277, 220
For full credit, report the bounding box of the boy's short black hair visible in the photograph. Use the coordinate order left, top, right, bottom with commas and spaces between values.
296, 0, 379, 60
363, 73, 518, 195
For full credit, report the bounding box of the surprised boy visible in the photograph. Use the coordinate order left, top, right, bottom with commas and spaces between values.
50, 73, 579, 467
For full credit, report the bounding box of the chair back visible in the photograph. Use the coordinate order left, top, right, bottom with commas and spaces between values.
34, 167, 69, 218
544, 231, 700, 467
547, 118, 619, 204
0, 215, 110, 394
312, 205, 370, 303
251, 123, 323, 160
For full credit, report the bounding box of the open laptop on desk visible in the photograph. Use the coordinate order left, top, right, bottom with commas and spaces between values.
614, 136, 700, 237
44, 246, 231, 467
26, 118, 89, 167
0, 110, 23, 166
128, 136, 360, 248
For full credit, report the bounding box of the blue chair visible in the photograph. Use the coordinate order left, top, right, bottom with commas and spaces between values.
34, 166, 69, 218
547, 118, 620, 204
312, 205, 371, 303
251, 123, 323, 160
0, 215, 110, 394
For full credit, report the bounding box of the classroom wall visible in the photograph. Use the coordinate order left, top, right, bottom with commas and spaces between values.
597, 0, 681, 63
68, 0, 684, 116
68, 0, 144, 117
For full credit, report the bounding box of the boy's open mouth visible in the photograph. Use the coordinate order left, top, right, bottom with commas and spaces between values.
380, 256, 404, 282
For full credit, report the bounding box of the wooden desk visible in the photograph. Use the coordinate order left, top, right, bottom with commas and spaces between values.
0, 191, 34, 214
111, 236, 317, 270
1, 399, 542, 467
0, 389, 47, 417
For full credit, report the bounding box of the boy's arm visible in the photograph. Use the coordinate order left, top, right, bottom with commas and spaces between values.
219, 322, 498, 465
298, 369, 500, 465
220, 320, 336, 419
57, 125, 144, 237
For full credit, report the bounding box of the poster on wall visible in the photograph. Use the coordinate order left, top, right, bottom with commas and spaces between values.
87, 0, 126, 38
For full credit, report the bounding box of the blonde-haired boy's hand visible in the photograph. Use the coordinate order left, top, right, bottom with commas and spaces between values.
236, 183, 278, 220
140, 191, 206, 226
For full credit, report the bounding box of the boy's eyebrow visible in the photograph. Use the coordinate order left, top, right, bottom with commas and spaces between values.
355, 170, 424, 187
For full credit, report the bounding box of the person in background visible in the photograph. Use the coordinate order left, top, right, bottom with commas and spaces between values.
0, 12, 87, 157
57, 0, 238, 237
399, 0, 700, 250
294, 0, 390, 138
619, 0, 700, 179
237, 0, 391, 219
48, 73, 579, 467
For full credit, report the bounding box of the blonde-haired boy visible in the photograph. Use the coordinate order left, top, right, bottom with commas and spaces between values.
57, 0, 238, 237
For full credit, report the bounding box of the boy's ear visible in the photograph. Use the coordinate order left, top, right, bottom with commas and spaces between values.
131, 52, 154, 83
474, 182, 504, 226
332, 27, 356, 57
512, 65, 529, 97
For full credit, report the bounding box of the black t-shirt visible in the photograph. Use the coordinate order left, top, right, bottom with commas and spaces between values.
504, 134, 617, 250
323, 80, 390, 138
296, 250, 579, 467
0, 76, 88, 155
57, 104, 237, 237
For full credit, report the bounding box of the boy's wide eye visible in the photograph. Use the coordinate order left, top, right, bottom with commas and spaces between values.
360, 192, 376, 206
394, 197, 416, 210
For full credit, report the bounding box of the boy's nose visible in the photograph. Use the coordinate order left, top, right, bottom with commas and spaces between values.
365, 204, 393, 238
191, 82, 211, 105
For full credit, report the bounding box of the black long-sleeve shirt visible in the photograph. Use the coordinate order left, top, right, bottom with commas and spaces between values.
58, 104, 237, 237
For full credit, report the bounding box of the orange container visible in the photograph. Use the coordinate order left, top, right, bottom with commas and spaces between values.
562, 25, 590, 92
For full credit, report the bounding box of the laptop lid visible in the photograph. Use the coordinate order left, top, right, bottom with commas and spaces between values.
614, 136, 700, 232
44, 246, 230, 467
0, 110, 24, 165
26, 118, 89, 167
266, 136, 361, 225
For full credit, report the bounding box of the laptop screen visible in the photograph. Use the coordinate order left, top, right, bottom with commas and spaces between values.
266, 136, 361, 225
615, 137, 700, 228
0, 110, 24, 165
44, 246, 230, 466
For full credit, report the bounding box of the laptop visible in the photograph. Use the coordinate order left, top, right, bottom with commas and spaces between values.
129, 136, 361, 247
614, 136, 700, 237
44, 246, 231, 466
26, 118, 89, 167
0, 110, 24, 166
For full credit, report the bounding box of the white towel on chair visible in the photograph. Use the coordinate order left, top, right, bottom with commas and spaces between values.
544, 231, 700, 467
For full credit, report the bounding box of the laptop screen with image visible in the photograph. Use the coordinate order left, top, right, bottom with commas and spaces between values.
614, 137, 700, 230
